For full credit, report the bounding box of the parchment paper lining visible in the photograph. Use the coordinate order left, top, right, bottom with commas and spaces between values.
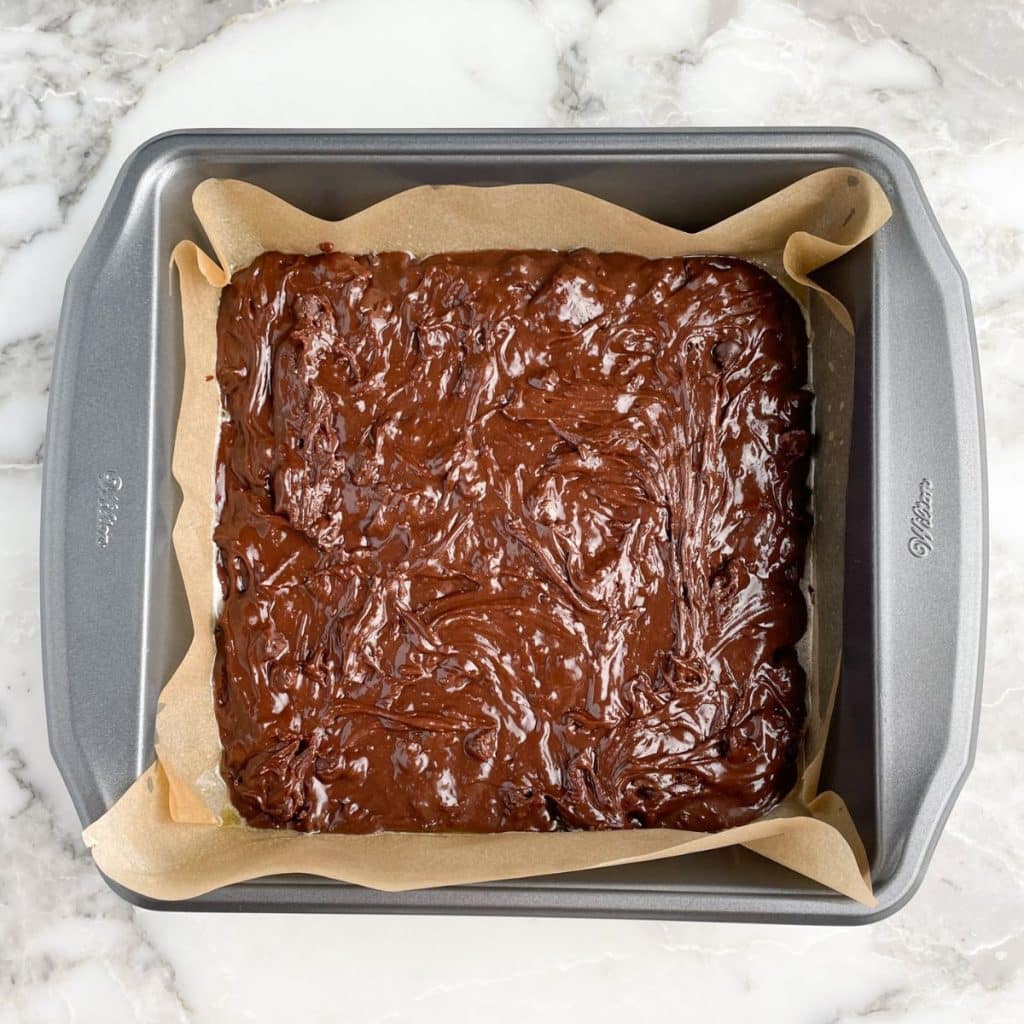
84, 171, 891, 904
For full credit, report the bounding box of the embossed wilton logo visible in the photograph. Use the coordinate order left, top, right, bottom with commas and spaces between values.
95, 471, 123, 549
908, 478, 934, 559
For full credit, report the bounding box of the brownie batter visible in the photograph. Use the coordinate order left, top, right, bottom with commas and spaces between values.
213, 249, 811, 833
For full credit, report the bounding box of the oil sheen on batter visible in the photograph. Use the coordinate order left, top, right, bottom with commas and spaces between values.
213, 249, 811, 834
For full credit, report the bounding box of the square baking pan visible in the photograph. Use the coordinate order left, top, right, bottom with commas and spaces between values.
40, 129, 986, 923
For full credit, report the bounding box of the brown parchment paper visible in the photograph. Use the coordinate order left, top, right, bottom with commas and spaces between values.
84, 170, 891, 904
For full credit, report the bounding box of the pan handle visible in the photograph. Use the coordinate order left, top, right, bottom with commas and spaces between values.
865, 136, 986, 903
41, 138, 183, 826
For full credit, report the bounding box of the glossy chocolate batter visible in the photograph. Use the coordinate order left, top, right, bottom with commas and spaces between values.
213, 249, 810, 834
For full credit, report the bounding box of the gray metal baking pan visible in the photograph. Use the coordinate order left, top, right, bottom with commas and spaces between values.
40, 129, 986, 923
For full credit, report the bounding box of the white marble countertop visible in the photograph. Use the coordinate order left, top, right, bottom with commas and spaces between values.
2, 1, 1021, 1020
